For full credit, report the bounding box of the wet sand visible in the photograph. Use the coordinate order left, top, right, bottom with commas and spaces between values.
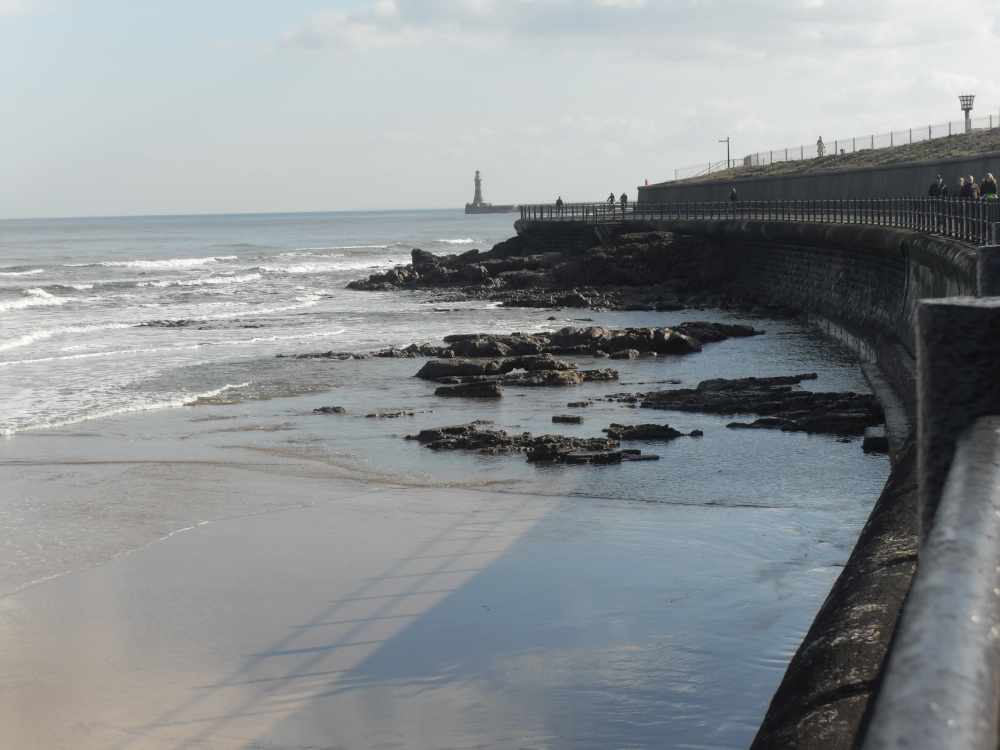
0, 364, 883, 749
0, 431, 827, 750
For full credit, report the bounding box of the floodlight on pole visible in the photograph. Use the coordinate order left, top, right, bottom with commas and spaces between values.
959, 94, 975, 134
719, 137, 730, 169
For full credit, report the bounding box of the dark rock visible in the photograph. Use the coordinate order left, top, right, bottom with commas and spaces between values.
622, 453, 660, 461
610, 349, 640, 360
406, 423, 626, 466
639, 374, 882, 437
434, 382, 505, 398
552, 415, 583, 424
415, 359, 504, 380
603, 423, 684, 440
561, 451, 623, 464
313, 406, 346, 414
365, 411, 414, 418
567, 401, 592, 407
504, 353, 576, 372
862, 425, 889, 453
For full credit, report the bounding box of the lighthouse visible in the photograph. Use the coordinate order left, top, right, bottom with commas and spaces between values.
464, 170, 517, 214
472, 170, 485, 206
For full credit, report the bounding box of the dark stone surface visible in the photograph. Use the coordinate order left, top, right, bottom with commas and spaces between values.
552, 415, 583, 424
404, 423, 661, 465
433, 382, 505, 399
346, 230, 747, 312
602, 423, 686, 441
749, 442, 919, 750
612, 374, 884, 437
313, 406, 346, 414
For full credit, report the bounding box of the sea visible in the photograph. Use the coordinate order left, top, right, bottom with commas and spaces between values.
0, 209, 890, 749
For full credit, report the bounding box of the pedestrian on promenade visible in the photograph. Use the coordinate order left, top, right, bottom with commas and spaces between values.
608, 191, 616, 217
954, 176, 965, 197
961, 175, 980, 199
555, 196, 563, 216
981, 173, 998, 198
928, 175, 945, 197
816, 136, 826, 158
729, 187, 738, 202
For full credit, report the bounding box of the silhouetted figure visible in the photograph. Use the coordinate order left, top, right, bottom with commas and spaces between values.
620, 192, 628, 215
816, 136, 826, 158
555, 196, 563, 215
928, 175, 945, 197
981, 173, 998, 197
961, 175, 980, 199
729, 187, 738, 202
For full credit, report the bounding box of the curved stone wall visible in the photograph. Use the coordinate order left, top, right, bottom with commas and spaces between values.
516, 218, 977, 408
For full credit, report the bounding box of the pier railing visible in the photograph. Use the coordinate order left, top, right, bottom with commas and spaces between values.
520, 198, 1000, 246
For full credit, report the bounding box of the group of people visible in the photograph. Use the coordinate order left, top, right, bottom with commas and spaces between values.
607, 191, 629, 213
928, 173, 999, 200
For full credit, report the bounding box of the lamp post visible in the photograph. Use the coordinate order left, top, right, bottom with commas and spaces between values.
959, 94, 975, 134
719, 137, 730, 169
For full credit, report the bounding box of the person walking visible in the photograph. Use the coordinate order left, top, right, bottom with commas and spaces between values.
816, 136, 826, 158
960, 175, 980, 199
981, 173, 998, 198
728, 187, 738, 202
928, 175, 945, 197
555, 196, 564, 216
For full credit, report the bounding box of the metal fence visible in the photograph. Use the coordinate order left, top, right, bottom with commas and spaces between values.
520, 198, 1000, 246
674, 113, 1000, 180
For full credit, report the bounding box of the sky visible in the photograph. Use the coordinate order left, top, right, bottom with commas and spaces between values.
1, 0, 998, 219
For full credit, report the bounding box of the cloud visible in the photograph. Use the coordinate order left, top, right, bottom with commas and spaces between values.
0, 0, 61, 14
276, 0, 999, 68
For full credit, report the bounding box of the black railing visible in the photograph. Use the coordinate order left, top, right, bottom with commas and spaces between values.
520, 198, 1000, 246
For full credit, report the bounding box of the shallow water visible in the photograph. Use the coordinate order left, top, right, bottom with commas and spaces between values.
0, 210, 889, 748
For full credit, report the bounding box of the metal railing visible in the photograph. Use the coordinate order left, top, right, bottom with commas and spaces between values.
674, 112, 1000, 180
520, 198, 1000, 246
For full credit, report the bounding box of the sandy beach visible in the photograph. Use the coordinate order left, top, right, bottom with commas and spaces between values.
0, 398, 859, 749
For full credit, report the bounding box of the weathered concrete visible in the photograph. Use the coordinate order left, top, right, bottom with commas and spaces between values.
637, 151, 1000, 203
862, 417, 1000, 750
749, 442, 918, 750
915, 297, 1000, 547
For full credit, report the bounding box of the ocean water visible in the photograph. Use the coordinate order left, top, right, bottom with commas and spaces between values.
0, 210, 889, 748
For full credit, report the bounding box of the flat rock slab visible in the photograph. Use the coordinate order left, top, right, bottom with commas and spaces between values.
613, 374, 884, 438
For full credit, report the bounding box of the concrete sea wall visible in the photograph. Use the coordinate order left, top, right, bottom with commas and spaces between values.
514, 218, 979, 748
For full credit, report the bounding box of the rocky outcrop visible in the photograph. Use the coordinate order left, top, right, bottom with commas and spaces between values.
404, 423, 659, 464
434, 382, 505, 398
602, 423, 693, 441
285, 323, 760, 364
347, 231, 737, 311
606, 374, 884, 437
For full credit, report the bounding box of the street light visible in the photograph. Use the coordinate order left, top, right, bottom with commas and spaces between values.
719, 137, 730, 169
959, 94, 975, 134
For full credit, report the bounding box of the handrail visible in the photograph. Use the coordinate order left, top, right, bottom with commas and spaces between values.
861, 416, 1000, 750
519, 198, 1000, 247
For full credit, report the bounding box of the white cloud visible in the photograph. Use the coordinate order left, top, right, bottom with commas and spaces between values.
0, 0, 61, 14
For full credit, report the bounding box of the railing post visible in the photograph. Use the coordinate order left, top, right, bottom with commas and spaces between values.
915, 297, 1000, 546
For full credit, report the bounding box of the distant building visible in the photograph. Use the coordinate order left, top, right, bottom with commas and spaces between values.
465, 170, 516, 214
